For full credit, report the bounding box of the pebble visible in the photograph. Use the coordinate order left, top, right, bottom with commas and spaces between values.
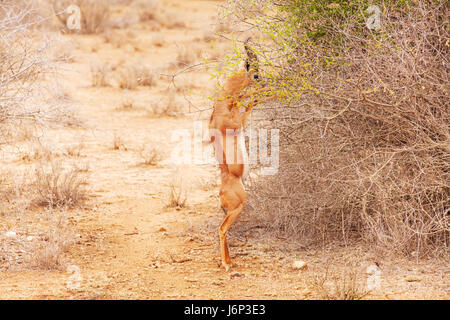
5, 231, 17, 239
292, 260, 308, 270
230, 272, 243, 279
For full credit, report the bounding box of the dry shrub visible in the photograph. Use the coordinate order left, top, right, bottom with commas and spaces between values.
176, 45, 202, 67
131, 1, 184, 29
51, 0, 110, 34
0, 2, 80, 271
0, 210, 75, 271
149, 91, 180, 117
167, 174, 187, 208
102, 30, 128, 48
78, 0, 110, 33
309, 263, 368, 300
138, 145, 162, 166
133, 0, 160, 22
136, 66, 156, 87
112, 133, 127, 151
65, 142, 84, 157
229, 0, 449, 257
118, 68, 139, 90
158, 11, 186, 29
0, 171, 31, 216
118, 64, 155, 90
1, 168, 79, 270
116, 98, 135, 111
21, 141, 55, 162
33, 161, 88, 209
0, 2, 70, 142
90, 63, 111, 87
31, 211, 75, 270
33, 237, 66, 269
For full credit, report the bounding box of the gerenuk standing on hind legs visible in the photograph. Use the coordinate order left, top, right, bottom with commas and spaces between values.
208, 37, 274, 271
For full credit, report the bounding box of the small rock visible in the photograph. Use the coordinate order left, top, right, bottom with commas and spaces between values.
366, 264, 381, 275
26, 236, 33, 241
292, 260, 307, 270
158, 227, 167, 232
5, 231, 17, 239
366, 264, 382, 290
405, 276, 421, 282
211, 280, 223, 286
230, 272, 243, 279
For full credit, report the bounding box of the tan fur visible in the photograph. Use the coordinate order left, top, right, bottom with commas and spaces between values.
208, 39, 273, 271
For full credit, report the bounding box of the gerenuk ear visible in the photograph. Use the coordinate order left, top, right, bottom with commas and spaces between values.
245, 60, 251, 72
244, 37, 258, 73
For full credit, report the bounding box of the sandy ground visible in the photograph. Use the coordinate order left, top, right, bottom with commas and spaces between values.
0, 0, 448, 300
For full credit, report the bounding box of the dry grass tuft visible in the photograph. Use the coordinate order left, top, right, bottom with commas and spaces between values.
175, 45, 202, 68
118, 68, 139, 90
167, 175, 187, 209
115, 98, 135, 111
112, 134, 127, 151
152, 34, 165, 47
91, 63, 111, 87
0, 171, 31, 216
33, 161, 88, 209
31, 211, 75, 270
136, 66, 156, 87
309, 263, 368, 300
138, 145, 162, 166
65, 142, 84, 157
0, 209, 76, 271
21, 142, 55, 163
149, 92, 180, 117
117, 64, 155, 90
133, 0, 160, 22
156, 11, 186, 29
131, 1, 185, 29
102, 30, 128, 48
